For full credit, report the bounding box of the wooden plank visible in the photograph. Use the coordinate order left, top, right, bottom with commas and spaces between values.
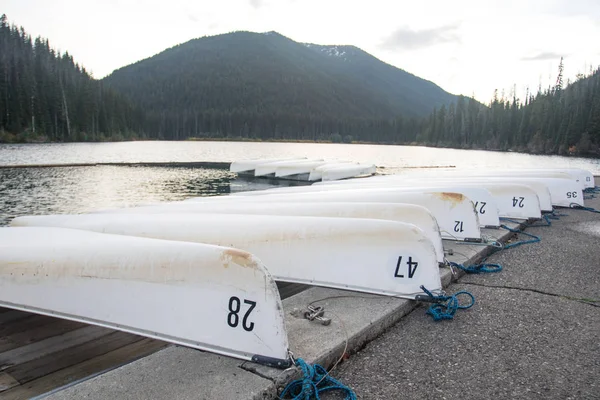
0, 373, 19, 392
0, 339, 169, 400
0, 325, 113, 371
0, 311, 31, 325
0, 315, 55, 337
5, 331, 145, 385
0, 319, 84, 354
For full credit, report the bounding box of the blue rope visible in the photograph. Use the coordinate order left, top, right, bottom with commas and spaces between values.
419, 285, 475, 321
547, 209, 567, 219
583, 186, 600, 194
448, 260, 502, 274
530, 214, 553, 227
500, 225, 541, 249
280, 358, 357, 400
499, 217, 523, 225
569, 203, 600, 213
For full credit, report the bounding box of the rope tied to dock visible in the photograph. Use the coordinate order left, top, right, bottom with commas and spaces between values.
500, 224, 541, 249
280, 358, 357, 400
448, 260, 502, 274
417, 285, 475, 321
583, 186, 600, 194
529, 214, 553, 227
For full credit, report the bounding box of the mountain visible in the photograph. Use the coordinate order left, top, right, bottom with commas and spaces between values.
102, 31, 456, 140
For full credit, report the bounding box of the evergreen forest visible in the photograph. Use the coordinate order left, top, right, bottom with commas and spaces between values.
1, 14, 598, 156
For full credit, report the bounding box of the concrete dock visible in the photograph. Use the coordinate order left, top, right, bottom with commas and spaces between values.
3, 182, 596, 400
330, 193, 600, 399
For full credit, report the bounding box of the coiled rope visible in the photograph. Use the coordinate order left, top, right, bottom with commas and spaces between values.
448, 260, 502, 274
418, 285, 475, 321
280, 358, 357, 400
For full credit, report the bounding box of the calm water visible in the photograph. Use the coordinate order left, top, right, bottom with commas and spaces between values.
1, 141, 599, 226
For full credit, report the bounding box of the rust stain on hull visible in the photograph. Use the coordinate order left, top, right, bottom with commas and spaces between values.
220, 248, 259, 270
434, 192, 465, 206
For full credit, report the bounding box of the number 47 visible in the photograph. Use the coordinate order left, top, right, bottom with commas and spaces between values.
395, 256, 418, 278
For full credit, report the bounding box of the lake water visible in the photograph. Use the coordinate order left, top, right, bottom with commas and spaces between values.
1, 141, 599, 226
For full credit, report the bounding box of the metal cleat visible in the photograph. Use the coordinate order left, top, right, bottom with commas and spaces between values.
303, 305, 332, 326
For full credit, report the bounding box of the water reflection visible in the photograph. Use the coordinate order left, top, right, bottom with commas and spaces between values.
0, 166, 244, 226
2, 141, 599, 173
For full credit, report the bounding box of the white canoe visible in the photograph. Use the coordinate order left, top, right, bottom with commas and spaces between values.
393, 175, 580, 208
183, 190, 481, 242
314, 179, 544, 219
255, 159, 324, 177
471, 168, 592, 190
12, 214, 442, 299
94, 202, 445, 263
495, 168, 594, 189
275, 161, 328, 178
333, 175, 552, 213
395, 168, 585, 190
231, 184, 499, 227
321, 164, 376, 181
0, 227, 290, 367
230, 157, 306, 173
308, 162, 358, 181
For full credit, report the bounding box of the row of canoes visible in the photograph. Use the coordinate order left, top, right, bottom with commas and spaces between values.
0, 165, 594, 368
230, 157, 377, 181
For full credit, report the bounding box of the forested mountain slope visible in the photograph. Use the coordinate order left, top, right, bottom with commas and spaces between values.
2, 14, 597, 157
102, 31, 456, 140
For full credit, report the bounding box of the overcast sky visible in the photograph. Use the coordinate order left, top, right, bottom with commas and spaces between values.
3, 0, 600, 101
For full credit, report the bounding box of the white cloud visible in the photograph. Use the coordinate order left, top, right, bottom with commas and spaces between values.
380, 25, 461, 51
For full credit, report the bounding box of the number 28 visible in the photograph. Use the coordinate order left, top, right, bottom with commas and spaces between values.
227, 296, 256, 332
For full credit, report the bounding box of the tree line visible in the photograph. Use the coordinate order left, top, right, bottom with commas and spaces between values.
0, 14, 143, 143
0, 14, 598, 156
419, 60, 600, 156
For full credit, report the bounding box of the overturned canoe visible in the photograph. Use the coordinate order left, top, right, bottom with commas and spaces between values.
0, 227, 290, 367
179, 189, 481, 241
275, 161, 328, 178
308, 162, 358, 181
390, 167, 586, 191
329, 174, 551, 214
321, 164, 376, 181
390, 175, 579, 209
232, 184, 499, 227
94, 201, 445, 263
315, 178, 545, 219
12, 214, 443, 299
254, 159, 324, 177
230, 157, 306, 173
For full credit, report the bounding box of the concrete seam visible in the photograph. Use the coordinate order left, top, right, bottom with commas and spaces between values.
460, 281, 600, 307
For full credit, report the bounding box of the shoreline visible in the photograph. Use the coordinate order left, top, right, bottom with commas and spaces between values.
1, 137, 598, 159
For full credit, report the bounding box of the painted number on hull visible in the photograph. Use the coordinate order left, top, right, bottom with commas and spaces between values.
474, 201, 487, 214
512, 197, 525, 208
395, 256, 418, 278
454, 221, 464, 232
566, 192, 578, 198
227, 296, 256, 332
586, 177, 591, 182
